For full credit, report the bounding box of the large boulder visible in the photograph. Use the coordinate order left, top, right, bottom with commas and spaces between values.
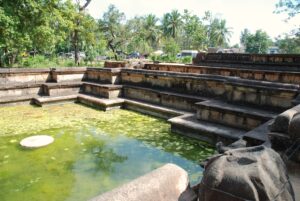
199, 145, 295, 201
288, 112, 300, 141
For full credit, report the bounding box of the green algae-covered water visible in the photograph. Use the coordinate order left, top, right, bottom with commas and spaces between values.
0, 103, 214, 201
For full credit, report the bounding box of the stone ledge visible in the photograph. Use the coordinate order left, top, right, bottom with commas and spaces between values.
77, 94, 124, 111
33, 94, 78, 106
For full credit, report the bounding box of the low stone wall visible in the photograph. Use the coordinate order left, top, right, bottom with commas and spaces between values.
0, 68, 51, 84
104, 61, 128, 68
144, 63, 300, 84
121, 69, 299, 110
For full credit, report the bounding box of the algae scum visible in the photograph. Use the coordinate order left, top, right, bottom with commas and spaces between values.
0, 103, 214, 201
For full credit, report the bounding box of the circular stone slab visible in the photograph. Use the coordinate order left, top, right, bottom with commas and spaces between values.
20, 135, 54, 148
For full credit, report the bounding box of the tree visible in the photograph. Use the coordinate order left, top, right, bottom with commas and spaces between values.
162, 10, 182, 38
244, 30, 272, 54
275, 34, 300, 53
210, 19, 232, 47
143, 14, 161, 50
275, 0, 300, 18
240, 28, 251, 47
99, 5, 127, 60
0, 0, 74, 67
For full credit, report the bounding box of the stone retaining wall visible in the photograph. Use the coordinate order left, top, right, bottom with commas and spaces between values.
144, 63, 300, 84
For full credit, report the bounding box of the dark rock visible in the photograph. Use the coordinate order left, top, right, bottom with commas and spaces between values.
288, 112, 300, 141
198, 145, 295, 201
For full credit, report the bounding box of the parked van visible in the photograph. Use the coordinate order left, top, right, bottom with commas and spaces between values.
177, 50, 198, 58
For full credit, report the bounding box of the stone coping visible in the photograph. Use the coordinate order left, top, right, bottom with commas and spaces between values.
0, 67, 88, 74
122, 69, 300, 92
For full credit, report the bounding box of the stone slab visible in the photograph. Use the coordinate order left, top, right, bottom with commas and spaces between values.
89, 163, 189, 201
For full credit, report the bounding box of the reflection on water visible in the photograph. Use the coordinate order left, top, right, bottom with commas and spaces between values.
0, 103, 214, 201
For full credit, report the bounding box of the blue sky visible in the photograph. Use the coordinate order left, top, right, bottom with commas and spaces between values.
86, 0, 300, 45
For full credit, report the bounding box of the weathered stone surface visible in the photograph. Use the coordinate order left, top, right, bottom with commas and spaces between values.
288, 113, 300, 141
269, 105, 300, 133
89, 163, 190, 201
199, 146, 295, 201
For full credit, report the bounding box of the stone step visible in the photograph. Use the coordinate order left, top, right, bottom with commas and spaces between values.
85, 68, 121, 84
123, 85, 208, 112
195, 100, 278, 130
77, 94, 124, 111
123, 98, 187, 120
33, 94, 78, 106
168, 114, 246, 144
42, 82, 82, 96
82, 82, 123, 99
0, 95, 38, 106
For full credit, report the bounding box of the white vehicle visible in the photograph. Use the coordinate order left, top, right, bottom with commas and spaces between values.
178, 50, 198, 58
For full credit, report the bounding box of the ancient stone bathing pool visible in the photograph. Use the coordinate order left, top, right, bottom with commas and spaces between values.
0, 103, 214, 201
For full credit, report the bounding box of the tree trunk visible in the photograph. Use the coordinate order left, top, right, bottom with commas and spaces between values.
73, 0, 92, 66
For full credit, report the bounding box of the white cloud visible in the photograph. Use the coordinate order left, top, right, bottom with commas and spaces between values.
86, 0, 300, 45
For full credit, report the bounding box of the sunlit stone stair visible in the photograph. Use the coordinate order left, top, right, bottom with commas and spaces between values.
195, 100, 278, 130
41, 82, 82, 96
82, 82, 122, 99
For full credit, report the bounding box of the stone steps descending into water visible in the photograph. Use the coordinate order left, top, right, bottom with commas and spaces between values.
82, 82, 123, 99
123, 85, 208, 112
77, 94, 124, 111
195, 100, 278, 131
123, 98, 188, 119
168, 114, 246, 144
33, 94, 78, 106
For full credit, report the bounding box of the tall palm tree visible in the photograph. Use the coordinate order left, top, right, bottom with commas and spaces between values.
162, 10, 182, 38
211, 19, 232, 47
144, 14, 161, 49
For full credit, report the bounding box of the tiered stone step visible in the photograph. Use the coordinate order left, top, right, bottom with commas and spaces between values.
41, 82, 82, 96
86, 68, 121, 84
0, 95, 38, 106
123, 85, 208, 112
0, 82, 42, 97
33, 94, 78, 106
123, 98, 187, 119
77, 94, 124, 111
195, 100, 278, 130
82, 82, 122, 99
168, 114, 246, 144
51, 67, 86, 83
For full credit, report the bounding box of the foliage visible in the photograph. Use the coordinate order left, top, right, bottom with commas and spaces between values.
162, 37, 180, 57
275, 0, 300, 18
275, 34, 300, 53
243, 30, 272, 54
